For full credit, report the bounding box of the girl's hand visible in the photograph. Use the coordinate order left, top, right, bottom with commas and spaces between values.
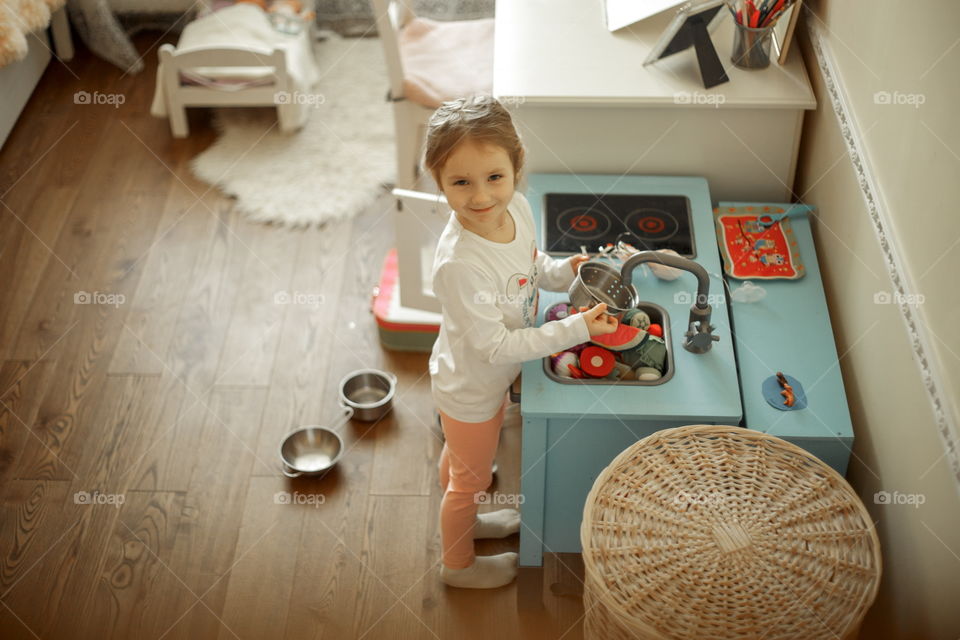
579, 303, 618, 336
570, 254, 589, 275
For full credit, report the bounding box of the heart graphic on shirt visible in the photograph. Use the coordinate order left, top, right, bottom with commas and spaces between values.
504, 265, 537, 305
505, 265, 540, 327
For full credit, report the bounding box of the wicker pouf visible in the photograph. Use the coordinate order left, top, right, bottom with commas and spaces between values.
580, 425, 881, 640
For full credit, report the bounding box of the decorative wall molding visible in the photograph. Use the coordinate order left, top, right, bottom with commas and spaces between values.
805, 18, 960, 493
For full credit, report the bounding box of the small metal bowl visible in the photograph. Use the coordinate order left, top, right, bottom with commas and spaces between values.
279, 407, 352, 478
339, 369, 397, 422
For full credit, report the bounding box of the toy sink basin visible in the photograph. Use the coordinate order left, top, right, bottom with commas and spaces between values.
542, 302, 674, 386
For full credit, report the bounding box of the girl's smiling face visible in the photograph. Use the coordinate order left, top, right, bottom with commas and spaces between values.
439, 138, 517, 235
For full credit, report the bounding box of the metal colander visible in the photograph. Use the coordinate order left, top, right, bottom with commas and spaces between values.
568, 261, 639, 314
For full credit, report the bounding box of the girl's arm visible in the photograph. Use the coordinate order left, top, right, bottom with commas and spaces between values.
434, 260, 590, 366
535, 249, 581, 292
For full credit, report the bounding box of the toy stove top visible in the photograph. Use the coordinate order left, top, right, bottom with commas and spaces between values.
542, 192, 696, 257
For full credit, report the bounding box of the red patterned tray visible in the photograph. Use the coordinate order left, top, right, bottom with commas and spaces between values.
714, 205, 806, 280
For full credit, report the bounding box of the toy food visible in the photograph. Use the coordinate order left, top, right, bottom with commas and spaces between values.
545, 302, 575, 322
622, 308, 651, 330
579, 346, 616, 377
635, 367, 662, 381
551, 351, 579, 378
619, 334, 668, 374
589, 322, 645, 351
777, 371, 795, 407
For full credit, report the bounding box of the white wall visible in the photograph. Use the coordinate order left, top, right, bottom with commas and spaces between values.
795, 1, 960, 637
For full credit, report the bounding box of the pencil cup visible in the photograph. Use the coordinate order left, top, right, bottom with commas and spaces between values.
731, 22, 775, 69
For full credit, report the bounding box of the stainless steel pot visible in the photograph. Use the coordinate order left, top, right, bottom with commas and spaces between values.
279, 406, 353, 478
568, 261, 639, 314
338, 368, 397, 422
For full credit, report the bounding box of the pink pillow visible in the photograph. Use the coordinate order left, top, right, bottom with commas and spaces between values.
398, 17, 494, 109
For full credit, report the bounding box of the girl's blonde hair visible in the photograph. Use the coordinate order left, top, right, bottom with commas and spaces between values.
422, 95, 525, 190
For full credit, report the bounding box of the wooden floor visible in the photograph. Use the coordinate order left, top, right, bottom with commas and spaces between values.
0, 34, 586, 640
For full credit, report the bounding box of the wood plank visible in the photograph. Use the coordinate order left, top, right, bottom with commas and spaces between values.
11, 322, 109, 481
12, 170, 170, 479
0, 479, 73, 640
0, 50, 105, 194
350, 495, 434, 640
0, 186, 78, 361
0, 360, 55, 485
212, 475, 306, 640
368, 353, 440, 497
68, 375, 166, 489
250, 218, 351, 472
120, 385, 266, 640
107, 183, 222, 375
168, 385, 266, 576
31, 375, 165, 637
213, 219, 300, 387
5, 131, 129, 363
8, 116, 164, 362
0, 474, 119, 639
76, 490, 185, 640
162, 203, 248, 393
120, 371, 194, 493
130, 205, 250, 491
544, 553, 586, 640
279, 418, 373, 640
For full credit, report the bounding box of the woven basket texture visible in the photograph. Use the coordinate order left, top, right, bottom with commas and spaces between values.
580, 425, 881, 640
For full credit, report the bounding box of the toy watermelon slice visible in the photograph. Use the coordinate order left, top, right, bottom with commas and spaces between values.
589, 322, 644, 351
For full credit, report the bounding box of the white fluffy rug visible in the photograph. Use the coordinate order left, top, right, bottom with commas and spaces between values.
190, 32, 396, 227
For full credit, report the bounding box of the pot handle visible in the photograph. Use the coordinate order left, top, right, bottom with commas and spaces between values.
334, 403, 355, 428
281, 463, 303, 478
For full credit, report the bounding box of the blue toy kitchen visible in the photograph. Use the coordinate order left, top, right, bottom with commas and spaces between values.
517, 173, 854, 567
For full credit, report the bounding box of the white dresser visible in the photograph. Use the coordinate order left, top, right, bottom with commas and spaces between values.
493, 1, 816, 202
0, 7, 72, 150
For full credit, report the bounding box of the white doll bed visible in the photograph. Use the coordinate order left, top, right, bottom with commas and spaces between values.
150, 3, 319, 137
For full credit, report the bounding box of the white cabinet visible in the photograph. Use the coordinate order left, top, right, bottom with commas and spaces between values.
493, 1, 816, 202
0, 29, 51, 150
0, 8, 73, 150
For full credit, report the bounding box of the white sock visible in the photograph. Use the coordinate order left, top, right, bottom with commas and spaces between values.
441, 552, 518, 589
473, 509, 520, 539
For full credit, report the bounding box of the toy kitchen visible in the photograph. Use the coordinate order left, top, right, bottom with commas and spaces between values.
515, 173, 855, 567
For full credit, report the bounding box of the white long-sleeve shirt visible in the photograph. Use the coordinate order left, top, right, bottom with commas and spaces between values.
428, 191, 590, 422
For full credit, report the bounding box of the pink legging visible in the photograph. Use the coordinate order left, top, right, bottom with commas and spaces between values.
437, 397, 507, 569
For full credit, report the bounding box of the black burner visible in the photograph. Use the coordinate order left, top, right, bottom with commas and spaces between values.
543, 193, 695, 257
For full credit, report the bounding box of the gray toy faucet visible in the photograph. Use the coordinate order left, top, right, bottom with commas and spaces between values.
620, 251, 720, 354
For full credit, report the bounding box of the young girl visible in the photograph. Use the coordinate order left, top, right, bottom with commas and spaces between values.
424, 95, 617, 589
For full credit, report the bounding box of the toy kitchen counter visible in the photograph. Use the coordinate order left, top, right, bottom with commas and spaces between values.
517, 174, 854, 567
518, 174, 742, 567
